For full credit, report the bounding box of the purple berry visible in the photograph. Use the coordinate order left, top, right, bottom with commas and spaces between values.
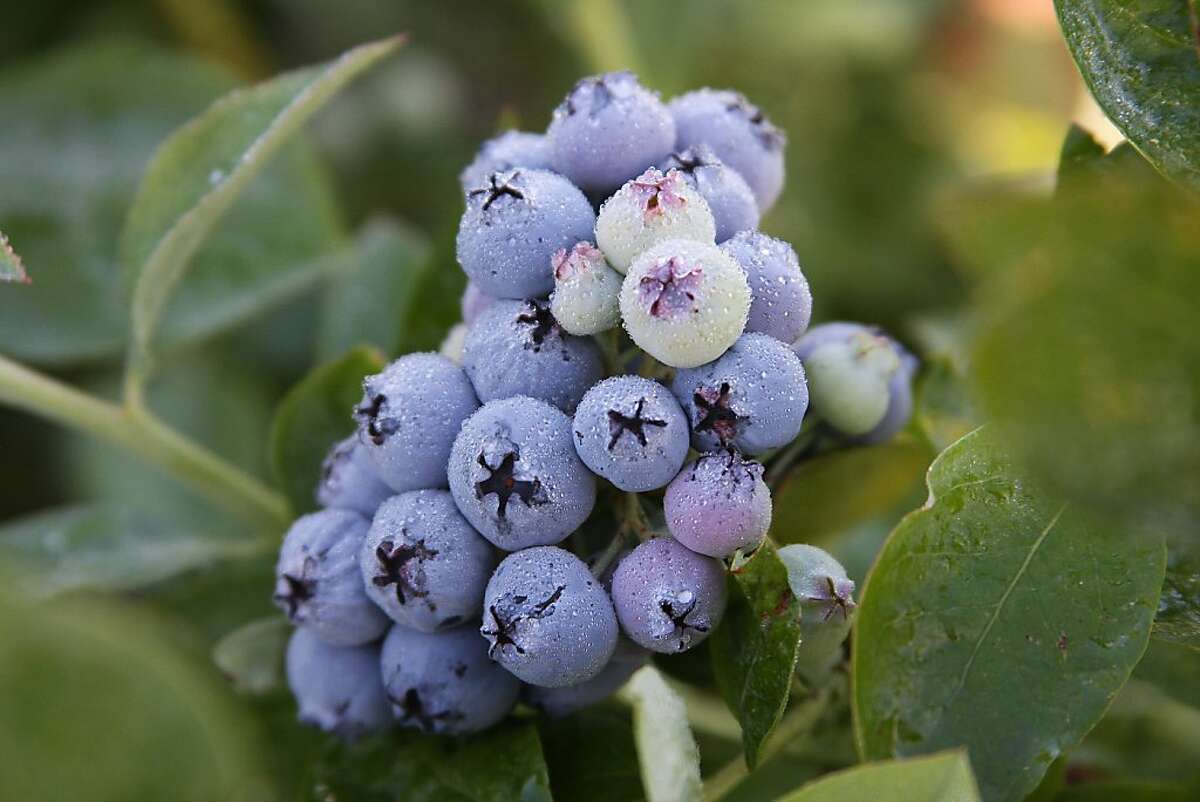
663, 450, 772, 559
286, 628, 391, 739
523, 637, 647, 717
460, 281, 498, 325
459, 130, 554, 193
316, 435, 393, 517
660, 145, 760, 242
720, 231, 811, 344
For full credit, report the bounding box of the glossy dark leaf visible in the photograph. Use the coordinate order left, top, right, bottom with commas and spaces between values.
775, 750, 980, 802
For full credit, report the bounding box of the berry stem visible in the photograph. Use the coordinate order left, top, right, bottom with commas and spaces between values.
764, 416, 826, 489
590, 492, 652, 579
0, 353, 289, 530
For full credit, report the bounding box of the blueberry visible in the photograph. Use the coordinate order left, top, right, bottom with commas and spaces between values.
660, 145, 760, 243
663, 450, 771, 559
316, 435, 393, 517
594, 168, 717, 274
460, 281, 498, 325
547, 71, 676, 198
668, 89, 786, 212
619, 238, 751, 369
380, 624, 520, 735
461, 298, 604, 413
286, 628, 391, 739
274, 509, 389, 646
360, 490, 498, 632
610, 536, 727, 653
549, 241, 622, 335
457, 168, 595, 299
459, 130, 554, 193
481, 546, 619, 687
778, 544, 856, 682
354, 353, 480, 493
449, 397, 597, 550
572, 375, 690, 492
792, 323, 916, 441
523, 636, 647, 717
671, 333, 808, 455
720, 231, 812, 344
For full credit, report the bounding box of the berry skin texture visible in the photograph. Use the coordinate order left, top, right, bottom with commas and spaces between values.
523, 636, 647, 717
457, 168, 596, 299
611, 536, 727, 653
354, 353, 480, 493
572, 375, 690, 492
286, 628, 391, 739
380, 624, 520, 735
481, 546, 619, 687
360, 490, 498, 632
448, 397, 597, 551
549, 241, 622, 336
778, 544, 856, 683
547, 71, 676, 199
459, 130, 554, 194
461, 298, 604, 413
660, 145, 760, 243
671, 333, 808, 455
460, 281, 497, 325
663, 450, 772, 559
594, 168, 717, 274
274, 509, 389, 646
316, 435, 393, 517
619, 238, 751, 369
720, 231, 812, 344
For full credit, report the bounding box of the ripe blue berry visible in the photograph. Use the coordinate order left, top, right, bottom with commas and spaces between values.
523, 637, 647, 717
619, 238, 751, 369
663, 450, 772, 559
594, 168, 716, 274
460, 281, 497, 325
354, 353, 480, 493
547, 71, 676, 198
671, 333, 808, 455
720, 231, 812, 344
778, 544, 856, 682
449, 397, 597, 551
457, 168, 595, 299
481, 546, 619, 687
572, 375, 690, 492
274, 510, 389, 646
668, 89, 786, 212
461, 298, 604, 413
360, 490, 498, 632
380, 624, 520, 735
459, 130, 554, 193
611, 536, 727, 653
316, 435, 393, 517
286, 628, 391, 739
550, 241, 622, 335
660, 145, 760, 243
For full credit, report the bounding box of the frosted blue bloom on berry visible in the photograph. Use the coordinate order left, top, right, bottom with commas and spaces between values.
523, 636, 647, 717
354, 353, 479, 493
481, 546, 619, 687
620, 239, 750, 369
671, 333, 808, 455
610, 536, 727, 653
595, 168, 716, 274
663, 450, 772, 559
274, 509, 389, 646
380, 624, 519, 735
360, 490, 498, 632
316, 435, 393, 517
460, 281, 497, 325
660, 145, 760, 243
550, 241, 622, 335
286, 628, 391, 739
449, 397, 597, 551
778, 544, 856, 682
668, 89, 786, 211
456, 168, 595, 299
720, 231, 812, 344
572, 375, 690, 492
547, 71, 676, 198
459, 130, 554, 193
462, 298, 604, 413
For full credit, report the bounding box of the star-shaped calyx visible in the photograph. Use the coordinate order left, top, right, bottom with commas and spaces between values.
807, 575, 857, 622
657, 589, 709, 651
725, 93, 786, 150
481, 585, 567, 658
474, 446, 547, 520
629, 168, 687, 222
390, 687, 461, 733
469, 170, 526, 211
552, 241, 604, 281
692, 382, 744, 444
637, 256, 704, 319
371, 536, 439, 607
607, 397, 668, 450
273, 561, 316, 621
515, 300, 560, 352
354, 392, 398, 446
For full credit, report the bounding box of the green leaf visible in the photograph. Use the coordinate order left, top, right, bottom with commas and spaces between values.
1053, 782, 1194, 802
1055, 0, 1200, 191
710, 541, 803, 767
1079, 678, 1200, 784
1134, 638, 1200, 709
1056, 123, 1106, 186
432, 721, 553, 802
0, 231, 29, 285
853, 427, 1165, 802
0, 504, 261, 598
620, 665, 703, 802
1155, 543, 1200, 649
122, 35, 404, 391
775, 750, 980, 802
212, 616, 289, 696
268, 346, 386, 515
317, 217, 433, 361
540, 704, 645, 802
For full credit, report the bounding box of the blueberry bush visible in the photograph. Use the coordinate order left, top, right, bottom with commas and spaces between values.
1, 2, 1198, 801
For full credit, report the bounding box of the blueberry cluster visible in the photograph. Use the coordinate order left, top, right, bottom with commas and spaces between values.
276, 71, 915, 739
